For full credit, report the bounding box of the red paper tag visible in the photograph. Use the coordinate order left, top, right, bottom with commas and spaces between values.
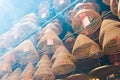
79, 13, 90, 28
47, 38, 54, 45
113, 36, 119, 41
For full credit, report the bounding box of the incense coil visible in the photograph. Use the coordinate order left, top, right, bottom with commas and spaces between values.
65, 74, 90, 80
34, 66, 55, 80
72, 34, 102, 59
14, 40, 39, 66
110, 0, 118, 16
36, 54, 52, 68
20, 62, 35, 80
118, 0, 120, 19
72, 9, 102, 35
52, 45, 75, 75
102, 0, 111, 5
1, 73, 10, 80
7, 68, 22, 80
99, 19, 120, 45
38, 30, 63, 53
71, 3, 98, 19
102, 26, 120, 55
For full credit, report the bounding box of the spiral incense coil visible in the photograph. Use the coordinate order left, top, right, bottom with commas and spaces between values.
36, 54, 52, 69
1, 73, 10, 80
72, 34, 102, 59
52, 45, 75, 75
34, 65, 55, 80
102, 0, 111, 5
99, 19, 120, 44
71, 3, 98, 19
20, 62, 35, 80
110, 0, 118, 16
102, 26, 120, 55
65, 74, 90, 80
14, 40, 39, 66
72, 9, 102, 35
89, 65, 118, 79
82, 0, 96, 3
7, 68, 22, 80
118, 0, 120, 19
0, 61, 12, 78
38, 29, 63, 53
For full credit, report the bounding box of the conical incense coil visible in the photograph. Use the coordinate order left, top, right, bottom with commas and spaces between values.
20, 62, 35, 80
99, 19, 120, 45
65, 74, 90, 80
118, 0, 120, 19
72, 34, 102, 59
52, 45, 75, 75
72, 9, 102, 35
110, 0, 118, 16
1, 73, 10, 80
34, 59, 55, 80
64, 31, 75, 53
14, 39, 39, 66
36, 54, 52, 69
0, 61, 12, 78
51, 44, 73, 63
7, 68, 22, 80
71, 3, 99, 19
102, 0, 111, 5
102, 26, 120, 55
38, 29, 63, 53
1, 51, 16, 66
82, 0, 96, 3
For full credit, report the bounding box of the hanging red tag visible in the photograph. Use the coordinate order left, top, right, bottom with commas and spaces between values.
47, 38, 54, 45
79, 13, 90, 28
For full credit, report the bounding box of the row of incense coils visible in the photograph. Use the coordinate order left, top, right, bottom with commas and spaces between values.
1, 0, 120, 80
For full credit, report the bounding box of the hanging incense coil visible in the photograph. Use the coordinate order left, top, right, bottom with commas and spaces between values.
36, 54, 52, 69
89, 65, 118, 79
34, 66, 55, 80
34, 54, 55, 80
1, 73, 10, 80
118, 0, 120, 19
14, 39, 39, 66
110, 0, 118, 16
7, 68, 22, 80
52, 45, 75, 75
38, 29, 63, 53
72, 9, 102, 35
102, 26, 120, 55
72, 34, 102, 59
71, 3, 100, 19
64, 31, 75, 53
0, 61, 12, 78
65, 74, 90, 80
99, 19, 120, 45
20, 62, 35, 80
102, 0, 111, 5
